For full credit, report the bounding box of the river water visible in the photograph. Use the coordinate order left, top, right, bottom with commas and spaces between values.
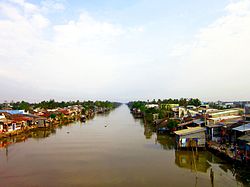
0, 105, 249, 187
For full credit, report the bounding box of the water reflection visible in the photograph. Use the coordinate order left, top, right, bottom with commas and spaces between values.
0, 106, 249, 187
156, 134, 175, 150
147, 121, 250, 186
219, 163, 250, 185
0, 128, 56, 149
175, 150, 211, 173
132, 116, 250, 186
0, 117, 97, 150
96, 111, 112, 117
144, 125, 154, 139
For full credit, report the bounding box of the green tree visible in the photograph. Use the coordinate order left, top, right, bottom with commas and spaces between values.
18, 101, 30, 111
167, 119, 179, 130
188, 98, 201, 106
179, 98, 188, 107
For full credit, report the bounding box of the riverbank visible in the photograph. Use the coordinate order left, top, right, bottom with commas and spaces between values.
0, 108, 114, 148
207, 141, 249, 166
0, 105, 249, 187
128, 100, 250, 167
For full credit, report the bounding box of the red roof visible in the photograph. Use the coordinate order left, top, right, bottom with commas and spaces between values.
59, 109, 70, 115
42, 113, 51, 117
10, 114, 33, 122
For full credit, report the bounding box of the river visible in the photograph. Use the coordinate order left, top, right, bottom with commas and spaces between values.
0, 105, 249, 187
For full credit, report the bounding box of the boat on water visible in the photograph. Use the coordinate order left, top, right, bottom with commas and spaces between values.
81, 115, 86, 122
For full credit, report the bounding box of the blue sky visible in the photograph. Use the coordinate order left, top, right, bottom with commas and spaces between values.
0, 0, 250, 102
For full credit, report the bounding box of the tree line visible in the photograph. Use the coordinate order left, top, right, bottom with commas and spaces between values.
0, 100, 121, 111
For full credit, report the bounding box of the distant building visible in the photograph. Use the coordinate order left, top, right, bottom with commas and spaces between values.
178, 107, 199, 118
0, 113, 6, 133
200, 104, 209, 109
207, 109, 241, 118
0, 110, 25, 115
224, 102, 235, 108
145, 104, 159, 109
207, 115, 242, 126
160, 104, 179, 110
244, 104, 250, 115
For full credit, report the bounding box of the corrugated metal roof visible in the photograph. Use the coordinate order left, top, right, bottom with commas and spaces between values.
232, 123, 250, 132
238, 134, 250, 142
209, 115, 241, 121
193, 119, 204, 125
208, 109, 240, 115
178, 120, 194, 127
174, 127, 205, 136
0, 110, 25, 115
206, 123, 225, 128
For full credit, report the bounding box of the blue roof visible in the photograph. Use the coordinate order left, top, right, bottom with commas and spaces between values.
233, 123, 250, 132
0, 110, 25, 115
193, 119, 204, 125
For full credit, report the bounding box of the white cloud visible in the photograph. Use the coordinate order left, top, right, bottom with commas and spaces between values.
30, 14, 50, 28
41, 0, 65, 12
175, 0, 250, 101
53, 12, 125, 45
1, 0, 250, 102
225, 0, 250, 15
8, 0, 40, 14
0, 1, 144, 101
0, 2, 23, 20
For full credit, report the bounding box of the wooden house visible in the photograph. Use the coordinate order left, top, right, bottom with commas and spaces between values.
174, 127, 206, 148
237, 134, 250, 163
232, 123, 250, 143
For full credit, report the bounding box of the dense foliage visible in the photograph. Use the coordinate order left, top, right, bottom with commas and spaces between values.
128, 98, 202, 122
0, 100, 121, 111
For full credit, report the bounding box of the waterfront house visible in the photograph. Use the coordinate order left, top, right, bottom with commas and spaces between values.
178, 107, 199, 118
0, 113, 14, 133
237, 134, 250, 162
206, 123, 224, 142
219, 118, 245, 144
0, 113, 6, 133
0, 110, 25, 115
232, 123, 250, 143
174, 127, 206, 148
176, 118, 203, 130
23, 114, 48, 128
207, 109, 241, 119
154, 118, 169, 133
205, 115, 243, 143
36, 117, 48, 127
9, 114, 34, 130
207, 115, 242, 126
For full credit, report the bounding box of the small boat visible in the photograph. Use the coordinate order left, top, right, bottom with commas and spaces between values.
81, 115, 86, 122
157, 127, 169, 133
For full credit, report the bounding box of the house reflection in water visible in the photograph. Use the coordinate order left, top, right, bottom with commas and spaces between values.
144, 123, 154, 139
175, 150, 211, 173
156, 134, 175, 150
0, 128, 56, 149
